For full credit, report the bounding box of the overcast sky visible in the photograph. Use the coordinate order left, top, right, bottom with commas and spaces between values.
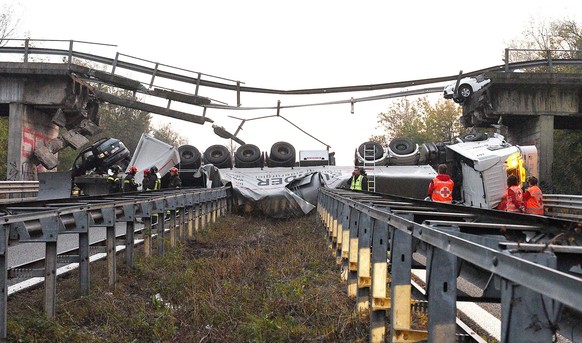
3, 0, 582, 165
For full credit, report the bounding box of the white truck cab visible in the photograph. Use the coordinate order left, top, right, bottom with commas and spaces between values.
446, 133, 537, 209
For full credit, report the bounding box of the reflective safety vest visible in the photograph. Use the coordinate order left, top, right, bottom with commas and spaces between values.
431, 177, 454, 203
505, 185, 523, 212
350, 175, 363, 191
525, 185, 544, 215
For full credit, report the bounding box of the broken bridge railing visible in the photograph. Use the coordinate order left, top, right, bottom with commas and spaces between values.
0, 186, 231, 339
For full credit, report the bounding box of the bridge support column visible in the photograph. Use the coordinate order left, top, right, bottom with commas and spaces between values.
7, 103, 58, 181
506, 115, 554, 189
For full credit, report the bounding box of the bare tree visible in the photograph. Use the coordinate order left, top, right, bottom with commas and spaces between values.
0, 4, 21, 46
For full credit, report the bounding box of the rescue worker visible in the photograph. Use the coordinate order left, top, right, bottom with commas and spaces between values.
348, 167, 368, 191
427, 164, 454, 203
107, 165, 122, 193
123, 166, 140, 192
503, 174, 524, 213
149, 166, 161, 190
168, 167, 182, 188
142, 168, 154, 191
523, 176, 544, 215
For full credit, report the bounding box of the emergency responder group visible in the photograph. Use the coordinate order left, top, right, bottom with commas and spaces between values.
497, 175, 544, 215
106, 165, 182, 194
425, 163, 544, 215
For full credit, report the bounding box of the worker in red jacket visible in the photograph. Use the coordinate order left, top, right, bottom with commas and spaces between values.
427, 164, 454, 203
523, 176, 544, 215
502, 175, 524, 213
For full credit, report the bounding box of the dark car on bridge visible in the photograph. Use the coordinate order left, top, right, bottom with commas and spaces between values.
72, 137, 131, 177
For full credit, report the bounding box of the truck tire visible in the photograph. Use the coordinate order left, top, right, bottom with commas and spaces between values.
178, 145, 201, 169
389, 138, 415, 156
357, 141, 384, 160
459, 132, 487, 142
235, 144, 261, 163
270, 141, 296, 163
204, 145, 231, 166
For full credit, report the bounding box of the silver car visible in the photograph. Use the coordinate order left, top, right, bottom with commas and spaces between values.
443, 75, 490, 103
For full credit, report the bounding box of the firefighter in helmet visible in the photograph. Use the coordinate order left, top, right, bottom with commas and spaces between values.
123, 166, 140, 192
168, 167, 182, 188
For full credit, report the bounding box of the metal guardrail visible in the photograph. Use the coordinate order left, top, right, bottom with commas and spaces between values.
544, 194, 582, 221
0, 186, 231, 339
0, 181, 39, 203
318, 188, 582, 343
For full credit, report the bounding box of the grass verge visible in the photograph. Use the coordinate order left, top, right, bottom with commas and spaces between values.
7, 214, 369, 342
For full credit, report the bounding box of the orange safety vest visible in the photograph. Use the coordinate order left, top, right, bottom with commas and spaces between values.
431, 177, 454, 203
525, 185, 544, 215
505, 185, 523, 212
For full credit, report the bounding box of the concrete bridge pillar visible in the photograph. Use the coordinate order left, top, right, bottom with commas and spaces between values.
6, 103, 58, 181
463, 72, 582, 191
506, 115, 554, 190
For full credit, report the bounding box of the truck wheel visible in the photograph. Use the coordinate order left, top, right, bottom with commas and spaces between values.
178, 145, 201, 169
235, 144, 261, 163
270, 141, 296, 163
389, 138, 415, 155
459, 132, 487, 142
204, 145, 231, 165
358, 141, 384, 160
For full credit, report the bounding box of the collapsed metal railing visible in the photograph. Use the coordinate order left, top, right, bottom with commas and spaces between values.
0, 186, 231, 339
318, 188, 582, 343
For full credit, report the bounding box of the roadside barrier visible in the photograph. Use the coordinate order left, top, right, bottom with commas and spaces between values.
0, 186, 231, 339
318, 188, 582, 343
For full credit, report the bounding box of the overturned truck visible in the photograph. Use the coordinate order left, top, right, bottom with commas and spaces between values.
189, 133, 536, 218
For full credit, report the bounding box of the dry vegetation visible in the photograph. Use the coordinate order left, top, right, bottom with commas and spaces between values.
7, 214, 370, 342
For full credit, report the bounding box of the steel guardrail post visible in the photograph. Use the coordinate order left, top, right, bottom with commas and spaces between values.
42, 215, 60, 319
125, 221, 135, 267
370, 217, 389, 343
389, 221, 428, 342
67, 40, 74, 68
186, 193, 195, 239
426, 244, 458, 342
157, 199, 166, 256
138, 201, 153, 258
117, 202, 136, 268
201, 192, 208, 231
328, 197, 337, 250
337, 203, 350, 265
98, 207, 116, 288
211, 191, 217, 224
23, 38, 29, 63
77, 211, 90, 295
0, 225, 8, 340
347, 207, 360, 297
165, 196, 177, 248
194, 193, 201, 234
332, 202, 344, 258
505, 48, 510, 72
357, 212, 372, 314
500, 252, 562, 343
340, 204, 351, 281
